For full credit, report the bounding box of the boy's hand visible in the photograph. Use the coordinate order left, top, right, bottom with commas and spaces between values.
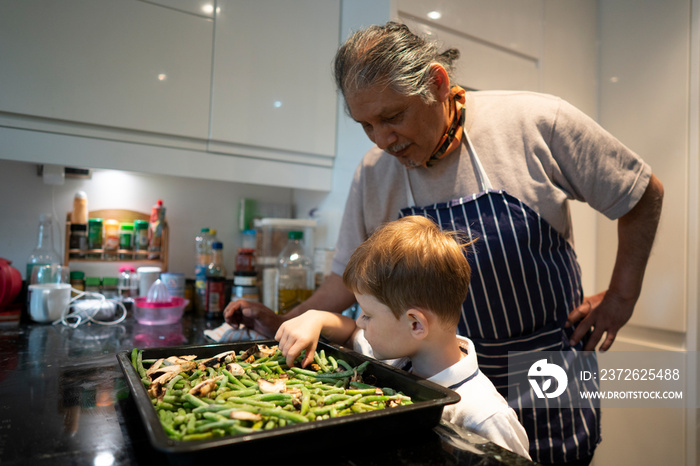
275, 310, 325, 368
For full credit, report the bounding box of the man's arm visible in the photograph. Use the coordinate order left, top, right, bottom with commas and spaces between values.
567, 173, 664, 351
224, 272, 356, 338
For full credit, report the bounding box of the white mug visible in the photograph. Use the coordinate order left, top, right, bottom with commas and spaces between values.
29, 283, 72, 323
137, 266, 162, 297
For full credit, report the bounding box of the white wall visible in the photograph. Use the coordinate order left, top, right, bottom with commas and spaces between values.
593, 1, 695, 465
0, 159, 291, 279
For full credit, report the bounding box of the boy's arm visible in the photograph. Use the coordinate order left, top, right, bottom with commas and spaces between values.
275, 310, 357, 368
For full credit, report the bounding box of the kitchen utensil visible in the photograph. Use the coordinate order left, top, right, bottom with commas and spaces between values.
28, 264, 71, 323
132, 296, 188, 325
137, 266, 161, 297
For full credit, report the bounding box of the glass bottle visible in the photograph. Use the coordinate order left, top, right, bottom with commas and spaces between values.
205, 241, 227, 319
118, 266, 138, 312
194, 227, 211, 315
26, 213, 62, 280
275, 231, 313, 315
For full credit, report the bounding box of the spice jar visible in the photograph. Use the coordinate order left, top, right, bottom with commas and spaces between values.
70, 270, 85, 298
102, 277, 119, 300
87, 218, 104, 259
68, 223, 88, 259
103, 219, 120, 260
119, 223, 134, 260
85, 276, 101, 294
133, 219, 149, 259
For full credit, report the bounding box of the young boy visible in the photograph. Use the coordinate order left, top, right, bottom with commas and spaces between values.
275, 215, 530, 459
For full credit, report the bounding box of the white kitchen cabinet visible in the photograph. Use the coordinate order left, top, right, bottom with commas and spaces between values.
398, 1, 542, 92
208, 0, 340, 167
0, 0, 213, 141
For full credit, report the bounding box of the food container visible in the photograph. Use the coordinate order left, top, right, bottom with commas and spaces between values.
116, 340, 460, 462
132, 296, 188, 325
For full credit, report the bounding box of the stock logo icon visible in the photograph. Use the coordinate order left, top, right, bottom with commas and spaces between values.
528, 359, 568, 399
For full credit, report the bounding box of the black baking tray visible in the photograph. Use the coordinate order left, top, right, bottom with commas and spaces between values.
116, 340, 460, 461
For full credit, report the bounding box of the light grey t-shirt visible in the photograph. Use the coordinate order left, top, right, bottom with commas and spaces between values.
332, 90, 652, 277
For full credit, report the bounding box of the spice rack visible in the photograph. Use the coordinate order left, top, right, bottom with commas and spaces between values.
64, 209, 169, 271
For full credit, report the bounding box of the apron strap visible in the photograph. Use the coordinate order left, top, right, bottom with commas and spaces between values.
464, 130, 493, 192
402, 130, 493, 208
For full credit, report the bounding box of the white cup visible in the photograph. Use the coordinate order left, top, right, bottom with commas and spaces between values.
29, 283, 72, 323
137, 266, 162, 297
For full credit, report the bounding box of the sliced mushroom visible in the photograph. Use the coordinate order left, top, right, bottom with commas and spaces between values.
258, 378, 286, 394
189, 375, 224, 396
225, 363, 245, 376
198, 350, 237, 371
230, 411, 262, 422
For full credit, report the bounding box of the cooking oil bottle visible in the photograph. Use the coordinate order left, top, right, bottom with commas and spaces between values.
275, 231, 313, 314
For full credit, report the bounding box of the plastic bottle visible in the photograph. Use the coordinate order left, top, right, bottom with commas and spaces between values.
147, 199, 166, 259
205, 241, 227, 319
275, 231, 314, 315
194, 227, 211, 315
26, 213, 62, 280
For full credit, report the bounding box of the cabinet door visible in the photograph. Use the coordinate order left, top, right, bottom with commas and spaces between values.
0, 0, 213, 139
209, 0, 340, 164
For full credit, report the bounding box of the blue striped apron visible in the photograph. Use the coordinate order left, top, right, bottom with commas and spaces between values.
399, 132, 601, 464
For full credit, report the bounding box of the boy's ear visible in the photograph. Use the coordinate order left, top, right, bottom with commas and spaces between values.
406, 309, 429, 340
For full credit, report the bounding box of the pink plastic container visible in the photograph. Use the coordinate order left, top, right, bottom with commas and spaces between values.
133, 296, 188, 325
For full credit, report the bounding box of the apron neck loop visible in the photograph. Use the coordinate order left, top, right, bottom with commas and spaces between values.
424, 86, 467, 168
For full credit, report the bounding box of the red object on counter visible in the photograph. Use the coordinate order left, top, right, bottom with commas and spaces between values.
0, 258, 22, 308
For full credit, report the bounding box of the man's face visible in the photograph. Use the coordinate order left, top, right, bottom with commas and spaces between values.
354, 293, 415, 360
345, 83, 448, 169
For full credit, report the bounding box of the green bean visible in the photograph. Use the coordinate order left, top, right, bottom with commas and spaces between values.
311, 394, 362, 416
133, 346, 410, 444
314, 352, 330, 372
183, 393, 209, 408
300, 386, 311, 416
337, 359, 353, 371
131, 348, 138, 371
136, 350, 147, 379
328, 356, 339, 371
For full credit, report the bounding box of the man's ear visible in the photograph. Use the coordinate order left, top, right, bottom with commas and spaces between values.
429, 64, 451, 102
406, 308, 430, 340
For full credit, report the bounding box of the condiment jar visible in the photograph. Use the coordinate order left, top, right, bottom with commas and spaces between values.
103, 219, 120, 260
71, 191, 88, 225
69, 270, 85, 298
68, 224, 88, 259
119, 223, 134, 260
133, 220, 149, 259
85, 276, 101, 294
87, 218, 104, 259
102, 277, 119, 299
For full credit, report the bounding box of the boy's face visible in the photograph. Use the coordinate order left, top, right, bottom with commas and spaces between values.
354, 293, 416, 360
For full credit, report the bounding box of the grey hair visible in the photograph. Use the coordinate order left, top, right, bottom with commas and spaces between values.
334, 22, 460, 106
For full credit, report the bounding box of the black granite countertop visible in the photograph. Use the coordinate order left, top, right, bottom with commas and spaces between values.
0, 312, 534, 465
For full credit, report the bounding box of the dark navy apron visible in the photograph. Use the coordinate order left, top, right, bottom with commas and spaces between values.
399, 132, 601, 464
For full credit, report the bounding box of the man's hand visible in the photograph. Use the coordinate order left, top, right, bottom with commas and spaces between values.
223, 300, 283, 338
565, 291, 634, 351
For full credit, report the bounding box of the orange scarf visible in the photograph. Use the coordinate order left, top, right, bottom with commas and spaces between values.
424, 86, 466, 168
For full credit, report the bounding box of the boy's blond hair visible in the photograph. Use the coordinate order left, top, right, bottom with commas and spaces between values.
343, 215, 471, 327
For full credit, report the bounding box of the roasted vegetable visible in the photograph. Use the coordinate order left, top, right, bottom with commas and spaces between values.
130, 345, 413, 442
